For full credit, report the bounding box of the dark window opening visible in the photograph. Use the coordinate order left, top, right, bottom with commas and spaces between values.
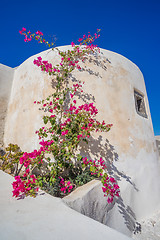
134, 90, 147, 118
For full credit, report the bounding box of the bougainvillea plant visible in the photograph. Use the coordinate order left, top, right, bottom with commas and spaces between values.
1, 28, 120, 203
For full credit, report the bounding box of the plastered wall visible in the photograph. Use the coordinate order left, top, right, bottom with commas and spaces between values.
3, 47, 160, 235
0, 64, 14, 146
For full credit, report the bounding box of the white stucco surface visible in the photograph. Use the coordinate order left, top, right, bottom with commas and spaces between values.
0, 170, 132, 240
63, 180, 133, 236
0, 64, 14, 145
2, 46, 160, 236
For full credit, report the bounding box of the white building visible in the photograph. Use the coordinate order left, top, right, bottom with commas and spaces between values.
0, 47, 160, 237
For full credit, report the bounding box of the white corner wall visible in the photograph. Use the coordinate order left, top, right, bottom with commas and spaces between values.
0, 64, 14, 146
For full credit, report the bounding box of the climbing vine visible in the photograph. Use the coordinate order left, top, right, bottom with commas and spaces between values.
0, 28, 120, 203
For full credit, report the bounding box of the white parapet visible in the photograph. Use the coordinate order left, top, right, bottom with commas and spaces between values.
0, 170, 132, 240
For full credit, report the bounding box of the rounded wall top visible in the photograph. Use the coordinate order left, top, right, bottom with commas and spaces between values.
17, 46, 146, 98
17, 45, 142, 76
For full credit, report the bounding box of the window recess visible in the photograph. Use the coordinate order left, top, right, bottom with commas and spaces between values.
134, 90, 147, 118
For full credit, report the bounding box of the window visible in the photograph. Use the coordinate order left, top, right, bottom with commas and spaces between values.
134, 90, 147, 118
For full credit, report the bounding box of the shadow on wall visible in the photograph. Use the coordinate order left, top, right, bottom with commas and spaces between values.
78, 136, 141, 234
44, 52, 141, 235
65, 54, 142, 235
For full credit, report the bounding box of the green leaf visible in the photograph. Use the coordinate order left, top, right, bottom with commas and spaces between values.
43, 117, 48, 124
50, 119, 55, 125
44, 133, 48, 138
59, 99, 63, 105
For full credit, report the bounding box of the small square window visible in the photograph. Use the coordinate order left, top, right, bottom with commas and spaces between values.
134, 90, 147, 118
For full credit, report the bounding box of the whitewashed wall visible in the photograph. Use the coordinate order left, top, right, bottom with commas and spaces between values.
0, 64, 14, 146
3, 46, 160, 236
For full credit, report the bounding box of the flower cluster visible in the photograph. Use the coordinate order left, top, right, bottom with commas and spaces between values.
81, 157, 119, 203
98, 157, 107, 169
59, 177, 74, 194
102, 173, 120, 203
82, 157, 104, 177
19, 28, 32, 42
33, 57, 60, 74
19, 146, 45, 167
19, 28, 54, 47
77, 29, 101, 51
33, 57, 54, 73
12, 174, 38, 198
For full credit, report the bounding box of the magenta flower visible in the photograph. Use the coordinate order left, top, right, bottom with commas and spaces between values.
67, 181, 71, 186
61, 130, 68, 136
26, 168, 30, 174
36, 30, 43, 36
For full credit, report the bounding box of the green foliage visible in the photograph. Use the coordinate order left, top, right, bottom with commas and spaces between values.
75, 170, 96, 186
0, 144, 24, 176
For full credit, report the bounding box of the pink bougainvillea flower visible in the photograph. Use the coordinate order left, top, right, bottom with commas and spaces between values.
37, 56, 42, 61
107, 197, 113, 204
22, 27, 26, 32
50, 115, 55, 118
61, 130, 68, 136
110, 177, 116, 183
12, 189, 20, 197
26, 168, 30, 174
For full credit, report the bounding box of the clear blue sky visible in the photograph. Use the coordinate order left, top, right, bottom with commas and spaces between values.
0, 0, 159, 135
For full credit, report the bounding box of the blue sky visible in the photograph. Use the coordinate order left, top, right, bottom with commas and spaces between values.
0, 0, 160, 135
